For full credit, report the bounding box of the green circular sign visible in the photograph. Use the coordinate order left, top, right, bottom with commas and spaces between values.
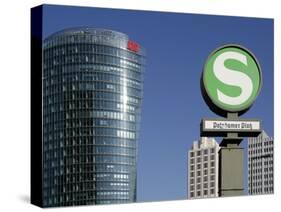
202, 44, 262, 116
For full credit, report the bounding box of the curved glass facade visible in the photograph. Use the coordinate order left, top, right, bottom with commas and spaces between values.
42, 28, 145, 207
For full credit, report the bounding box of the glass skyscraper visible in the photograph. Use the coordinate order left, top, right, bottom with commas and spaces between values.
41, 28, 145, 207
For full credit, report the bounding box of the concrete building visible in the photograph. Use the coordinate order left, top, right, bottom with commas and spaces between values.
248, 131, 274, 195
187, 137, 220, 199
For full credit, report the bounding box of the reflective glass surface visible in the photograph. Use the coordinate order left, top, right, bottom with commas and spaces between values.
42, 28, 145, 207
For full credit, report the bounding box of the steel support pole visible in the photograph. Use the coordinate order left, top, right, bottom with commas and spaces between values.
218, 113, 244, 197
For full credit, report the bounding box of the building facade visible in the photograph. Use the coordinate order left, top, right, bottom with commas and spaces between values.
187, 137, 220, 199
248, 131, 274, 195
38, 28, 145, 207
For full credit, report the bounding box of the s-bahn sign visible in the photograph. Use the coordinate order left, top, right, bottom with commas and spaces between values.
200, 44, 262, 138
201, 44, 262, 117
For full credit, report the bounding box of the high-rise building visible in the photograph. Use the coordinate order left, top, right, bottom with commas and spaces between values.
31, 27, 145, 207
187, 137, 220, 199
248, 131, 274, 195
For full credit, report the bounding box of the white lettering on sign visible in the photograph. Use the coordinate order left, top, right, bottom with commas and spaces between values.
213, 51, 253, 106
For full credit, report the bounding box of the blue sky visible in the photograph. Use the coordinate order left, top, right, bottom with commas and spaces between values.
42, 4, 274, 202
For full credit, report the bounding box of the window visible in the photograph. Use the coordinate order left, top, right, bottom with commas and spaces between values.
190, 192, 194, 198
190, 152, 194, 157
99, 120, 108, 126
204, 190, 208, 195
197, 151, 201, 156
204, 149, 208, 155
197, 191, 201, 196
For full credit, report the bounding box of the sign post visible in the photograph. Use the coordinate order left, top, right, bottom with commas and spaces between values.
200, 44, 262, 196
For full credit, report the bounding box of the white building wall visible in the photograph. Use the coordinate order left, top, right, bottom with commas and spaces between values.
187, 137, 220, 199
248, 131, 274, 195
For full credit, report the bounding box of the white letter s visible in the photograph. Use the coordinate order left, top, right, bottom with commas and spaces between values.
213, 51, 253, 106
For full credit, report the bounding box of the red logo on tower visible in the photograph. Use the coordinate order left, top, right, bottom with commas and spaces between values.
127, 40, 139, 53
